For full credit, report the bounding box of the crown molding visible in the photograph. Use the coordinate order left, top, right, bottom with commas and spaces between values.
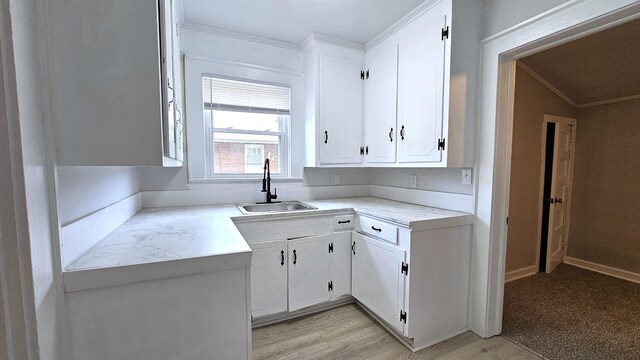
516, 62, 578, 107
180, 21, 302, 52
366, 0, 441, 50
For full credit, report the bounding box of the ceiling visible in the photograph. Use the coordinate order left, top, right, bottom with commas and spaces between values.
181, 0, 426, 45
519, 17, 640, 106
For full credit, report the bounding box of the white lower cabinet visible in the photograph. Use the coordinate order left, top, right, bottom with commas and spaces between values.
331, 231, 352, 298
236, 215, 353, 319
288, 235, 332, 311
250, 239, 288, 317
352, 232, 407, 334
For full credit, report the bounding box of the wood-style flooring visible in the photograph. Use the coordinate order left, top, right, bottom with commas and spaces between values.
252, 304, 541, 360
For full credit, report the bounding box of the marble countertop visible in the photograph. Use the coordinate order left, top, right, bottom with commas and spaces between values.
63, 197, 472, 292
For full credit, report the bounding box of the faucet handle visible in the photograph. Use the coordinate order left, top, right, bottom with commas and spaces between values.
272, 188, 278, 199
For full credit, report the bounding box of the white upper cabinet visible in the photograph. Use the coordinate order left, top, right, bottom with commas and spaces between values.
361, 0, 481, 167
304, 36, 365, 166
397, 16, 446, 164
364, 46, 399, 164
48, 0, 183, 166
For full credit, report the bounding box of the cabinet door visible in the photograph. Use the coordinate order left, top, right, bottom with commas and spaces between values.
397, 15, 446, 163
318, 55, 364, 165
250, 240, 288, 317
331, 232, 352, 299
352, 232, 406, 333
160, 0, 181, 164
288, 235, 332, 311
364, 46, 398, 164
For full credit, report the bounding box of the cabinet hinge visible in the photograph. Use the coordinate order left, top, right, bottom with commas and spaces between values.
366, 69, 370, 79
438, 138, 446, 151
360, 71, 365, 80
360, 146, 365, 155
441, 26, 449, 40
328, 243, 334, 253
328, 281, 333, 291
400, 310, 407, 323
401, 262, 409, 276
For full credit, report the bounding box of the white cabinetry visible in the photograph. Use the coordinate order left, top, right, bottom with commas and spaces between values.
304, 36, 365, 166
288, 235, 332, 311
361, 0, 481, 167
234, 214, 353, 318
352, 214, 471, 350
47, 0, 183, 166
352, 232, 407, 333
251, 239, 288, 317
364, 46, 399, 164
397, 17, 445, 163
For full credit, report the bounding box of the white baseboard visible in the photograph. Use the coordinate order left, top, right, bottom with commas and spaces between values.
564, 257, 640, 284
505, 265, 538, 283
370, 185, 475, 213
60, 193, 142, 269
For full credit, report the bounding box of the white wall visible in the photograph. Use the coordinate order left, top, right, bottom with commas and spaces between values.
482, 0, 573, 39
56, 167, 141, 225
371, 168, 473, 195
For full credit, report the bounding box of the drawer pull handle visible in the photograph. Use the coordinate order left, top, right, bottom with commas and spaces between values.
293, 249, 297, 265
371, 226, 382, 232
338, 220, 351, 224
352, 241, 356, 255
280, 250, 285, 266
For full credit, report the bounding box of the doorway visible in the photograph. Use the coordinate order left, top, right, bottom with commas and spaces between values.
500, 18, 640, 359
538, 116, 575, 274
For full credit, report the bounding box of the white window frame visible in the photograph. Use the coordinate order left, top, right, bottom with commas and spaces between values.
244, 144, 265, 173
185, 56, 303, 181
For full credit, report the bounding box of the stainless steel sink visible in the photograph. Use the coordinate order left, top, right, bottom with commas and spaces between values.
236, 201, 317, 215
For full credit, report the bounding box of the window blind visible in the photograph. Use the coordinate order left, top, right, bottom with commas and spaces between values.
203, 76, 291, 115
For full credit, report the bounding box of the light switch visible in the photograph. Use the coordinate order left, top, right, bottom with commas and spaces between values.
409, 175, 417, 189
334, 174, 342, 185
462, 169, 472, 185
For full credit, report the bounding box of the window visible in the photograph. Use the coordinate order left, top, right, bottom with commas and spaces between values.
202, 76, 290, 177
185, 58, 302, 181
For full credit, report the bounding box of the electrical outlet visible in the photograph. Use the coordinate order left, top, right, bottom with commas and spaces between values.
334, 174, 342, 185
462, 169, 472, 185
409, 175, 417, 189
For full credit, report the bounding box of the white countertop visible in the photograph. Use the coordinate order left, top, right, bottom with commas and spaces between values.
63, 197, 473, 292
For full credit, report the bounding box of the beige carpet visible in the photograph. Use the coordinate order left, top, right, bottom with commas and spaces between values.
502, 264, 640, 360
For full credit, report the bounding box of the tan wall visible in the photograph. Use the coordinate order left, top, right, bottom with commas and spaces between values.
568, 99, 640, 273
506, 65, 576, 273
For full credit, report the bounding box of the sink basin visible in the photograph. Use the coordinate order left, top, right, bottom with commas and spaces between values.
236, 201, 318, 215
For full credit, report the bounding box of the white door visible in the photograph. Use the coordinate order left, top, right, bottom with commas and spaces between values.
288, 235, 332, 311
331, 232, 352, 299
250, 240, 288, 317
364, 45, 398, 164
546, 123, 573, 273
318, 55, 364, 165
352, 232, 406, 333
397, 15, 446, 163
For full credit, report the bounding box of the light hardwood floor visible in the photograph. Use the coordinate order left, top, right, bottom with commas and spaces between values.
253, 304, 542, 360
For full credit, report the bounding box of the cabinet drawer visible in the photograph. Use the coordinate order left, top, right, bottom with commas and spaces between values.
333, 215, 355, 231
355, 215, 398, 244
